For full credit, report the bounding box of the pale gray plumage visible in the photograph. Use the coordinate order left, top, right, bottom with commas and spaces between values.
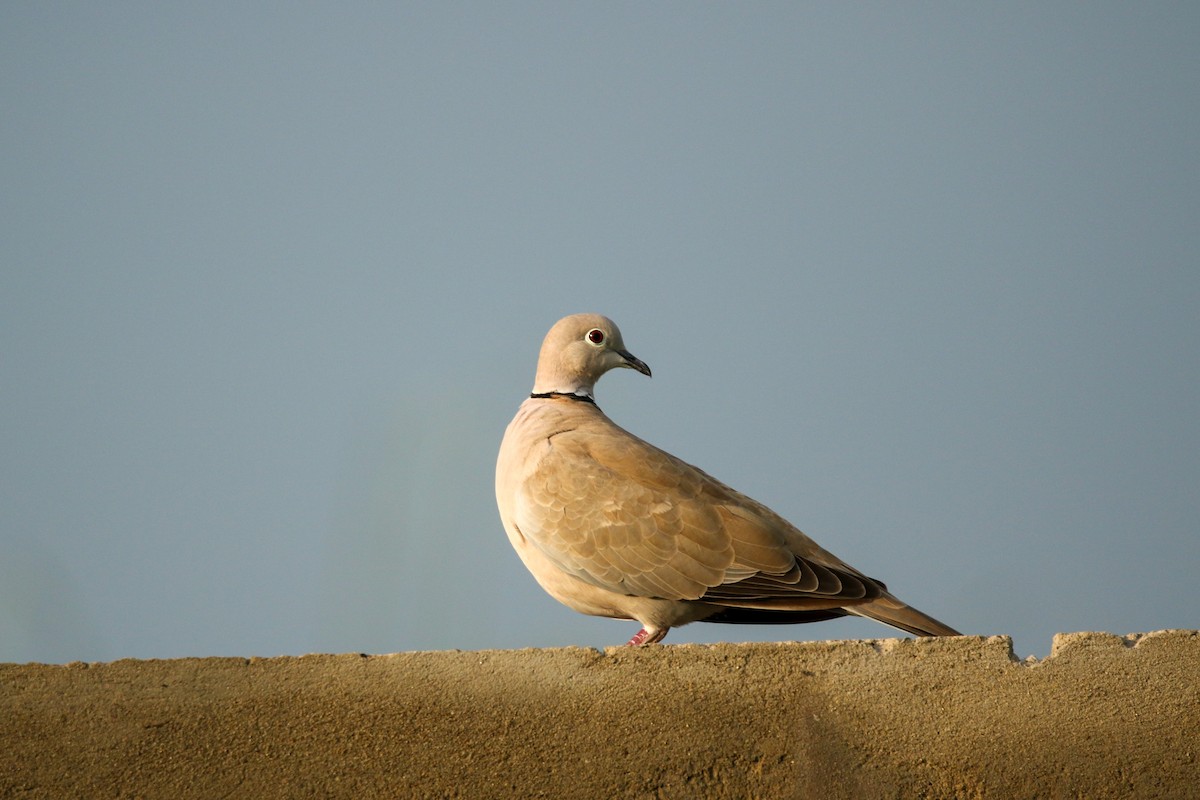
496, 313, 959, 646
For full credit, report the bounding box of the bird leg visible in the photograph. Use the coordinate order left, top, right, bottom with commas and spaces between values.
625, 627, 668, 646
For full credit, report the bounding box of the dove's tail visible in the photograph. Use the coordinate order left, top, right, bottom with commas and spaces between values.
848, 595, 961, 637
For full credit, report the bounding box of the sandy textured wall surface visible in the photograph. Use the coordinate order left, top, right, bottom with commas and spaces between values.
2, 631, 1197, 799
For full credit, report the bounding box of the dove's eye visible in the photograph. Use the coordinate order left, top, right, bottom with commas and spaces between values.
586, 329, 605, 346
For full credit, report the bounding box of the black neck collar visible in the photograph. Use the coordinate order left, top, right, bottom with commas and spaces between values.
530, 391, 596, 405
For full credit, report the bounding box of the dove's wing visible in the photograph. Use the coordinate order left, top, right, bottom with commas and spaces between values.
511, 413, 885, 610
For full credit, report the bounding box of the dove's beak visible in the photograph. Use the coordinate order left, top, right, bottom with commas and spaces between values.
618, 350, 652, 377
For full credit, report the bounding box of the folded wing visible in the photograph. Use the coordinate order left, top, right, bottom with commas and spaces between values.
514, 419, 886, 611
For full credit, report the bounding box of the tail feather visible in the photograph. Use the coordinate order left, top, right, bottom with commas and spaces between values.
699, 607, 851, 626
849, 596, 960, 637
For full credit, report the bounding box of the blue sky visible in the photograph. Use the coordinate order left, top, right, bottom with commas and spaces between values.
2, 3, 1197, 663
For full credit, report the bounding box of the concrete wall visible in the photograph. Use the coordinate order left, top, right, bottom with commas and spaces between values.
3, 630, 1197, 799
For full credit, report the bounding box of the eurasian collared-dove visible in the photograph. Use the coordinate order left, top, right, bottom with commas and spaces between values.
496, 313, 959, 646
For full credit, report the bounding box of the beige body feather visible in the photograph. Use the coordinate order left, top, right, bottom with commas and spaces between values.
496, 313, 959, 645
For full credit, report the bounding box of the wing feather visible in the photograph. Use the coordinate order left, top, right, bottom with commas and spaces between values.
513, 412, 887, 609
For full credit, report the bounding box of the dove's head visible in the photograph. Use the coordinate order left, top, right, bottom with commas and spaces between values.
532, 313, 652, 397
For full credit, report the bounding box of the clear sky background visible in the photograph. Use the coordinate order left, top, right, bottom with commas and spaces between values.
3, 4, 1197, 664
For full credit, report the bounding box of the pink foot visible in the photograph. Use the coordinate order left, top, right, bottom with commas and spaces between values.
625, 627, 668, 646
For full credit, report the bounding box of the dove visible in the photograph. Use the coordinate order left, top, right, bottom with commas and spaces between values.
495, 313, 960, 646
